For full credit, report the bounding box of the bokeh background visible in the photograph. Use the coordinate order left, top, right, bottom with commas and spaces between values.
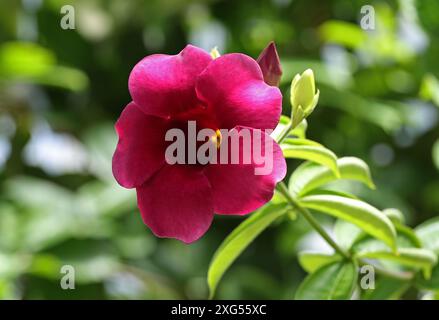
0, 0, 438, 299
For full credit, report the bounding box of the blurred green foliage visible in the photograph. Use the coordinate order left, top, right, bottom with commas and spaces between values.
0, 0, 438, 299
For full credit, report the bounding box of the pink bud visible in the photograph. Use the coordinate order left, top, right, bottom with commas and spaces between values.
257, 41, 282, 87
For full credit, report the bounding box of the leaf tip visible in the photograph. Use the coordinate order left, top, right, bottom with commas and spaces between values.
207, 279, 216, 300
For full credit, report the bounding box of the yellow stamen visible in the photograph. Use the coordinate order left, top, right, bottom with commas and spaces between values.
211, 129, 222, 149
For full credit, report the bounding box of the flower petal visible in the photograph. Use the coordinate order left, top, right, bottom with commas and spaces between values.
136, 165, 214, 243
129, 45, 212, 118
205, 126, 286, 214
112, 102, 169, 188
196, 53, 282, 130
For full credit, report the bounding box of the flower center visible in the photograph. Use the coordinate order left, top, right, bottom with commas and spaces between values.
211, 129, 222, 149
165, 106, 222, 166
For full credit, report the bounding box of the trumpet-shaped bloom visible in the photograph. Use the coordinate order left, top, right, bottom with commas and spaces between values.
113, 45, 286, 243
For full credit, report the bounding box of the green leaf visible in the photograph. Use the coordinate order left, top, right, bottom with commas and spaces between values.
0, 253, 29, 279
305, 189, 359, 199
289, 157, 375, 197
299, 195, 397, 251
420, 73, 439, 107
352, 238, 389, 254
207, 203, 287, 299
352, 218, 421, 251
282, 138, 322, 147
0, 41, 55, 77
334, 220, 363, 251
416, 217, 439, 254
383, 208, 405, 224
28, 254, 62, 279
295, 261, 357, 300
353, 212, 421, 250
0, 279, 16, 299
0, 42, 88, 91
416, 264, 439, 290
433, 139, 439, 171
357, 248, 437, 279
361, 277, 410, 300
281, 144, 339, 176
319, 20, 367, 49
393, 223, 422, 248
298, 252, 342, 273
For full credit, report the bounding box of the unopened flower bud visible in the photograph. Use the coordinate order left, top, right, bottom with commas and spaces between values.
257, 41, 282, 87
290, 69, 319, 128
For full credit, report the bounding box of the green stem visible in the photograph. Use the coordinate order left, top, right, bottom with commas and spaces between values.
275, 119, 412, 280
276, 182, 351, 260
279, 178, 413, 280
276, 120, 294, 143
275, 119, 350, 259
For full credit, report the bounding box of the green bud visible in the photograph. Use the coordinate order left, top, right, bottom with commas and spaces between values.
290, 69, 319, 128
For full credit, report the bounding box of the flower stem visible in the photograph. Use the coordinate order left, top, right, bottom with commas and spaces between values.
275, 119, 350, 259
276, 121, 294, 143
276, 182, 350, 260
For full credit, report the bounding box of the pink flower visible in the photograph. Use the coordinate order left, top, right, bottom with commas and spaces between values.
112, 45, 286, 243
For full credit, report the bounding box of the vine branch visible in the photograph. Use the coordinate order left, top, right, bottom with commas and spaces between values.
275, 118, 351, 260
276, 182, 351, 260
